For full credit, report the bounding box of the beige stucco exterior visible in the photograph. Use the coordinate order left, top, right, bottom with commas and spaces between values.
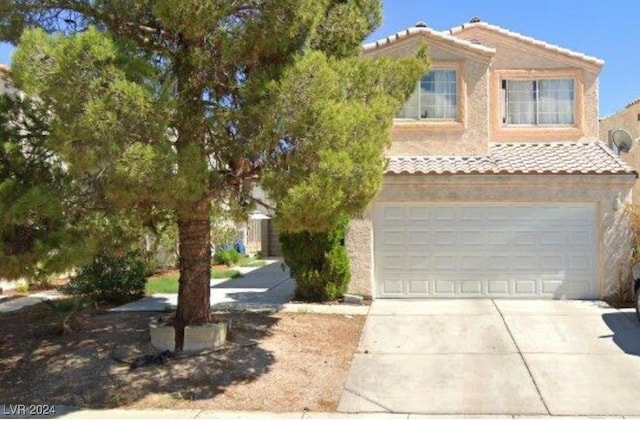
600, 102, 640, 204
347, 22, 634, 300
348, 174, 636, 300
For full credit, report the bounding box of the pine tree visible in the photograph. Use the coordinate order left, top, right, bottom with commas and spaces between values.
0, 1, 428, 350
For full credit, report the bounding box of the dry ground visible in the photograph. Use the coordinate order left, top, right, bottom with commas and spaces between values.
0, 301, 364, 411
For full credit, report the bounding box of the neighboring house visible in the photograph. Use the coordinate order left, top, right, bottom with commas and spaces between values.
600, 100, 640, 204
346, 19, 637, 300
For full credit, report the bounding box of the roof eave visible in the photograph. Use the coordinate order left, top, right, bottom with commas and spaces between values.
446, 22, 604, 69
363, 27, 496, 57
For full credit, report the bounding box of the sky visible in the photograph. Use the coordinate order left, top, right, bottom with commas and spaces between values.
0, 1, 637, 117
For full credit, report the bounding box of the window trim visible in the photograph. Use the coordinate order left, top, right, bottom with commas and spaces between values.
502, 78, 576, 127
491, 69, 584, 141
394, 61, 466, 132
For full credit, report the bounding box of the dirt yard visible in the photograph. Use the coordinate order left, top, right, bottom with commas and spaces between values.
0, 302, 365, 411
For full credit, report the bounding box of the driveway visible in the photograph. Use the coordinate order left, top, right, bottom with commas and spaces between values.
338, 299, 640, 416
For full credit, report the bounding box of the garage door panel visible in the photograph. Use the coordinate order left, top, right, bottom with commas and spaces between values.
407, 230, 430, 246
374, 204, 598, 299
488, 280, 510, 295
409, 280, 429, 294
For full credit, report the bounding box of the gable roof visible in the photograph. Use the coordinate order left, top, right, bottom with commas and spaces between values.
363, 24, 496, 56
386, 142, 636, 176
446, 21, 604, 68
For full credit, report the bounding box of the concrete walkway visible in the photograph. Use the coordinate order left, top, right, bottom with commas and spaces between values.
0, 290, 66, 313
339, 299, 640, 417
113, 260, 296, 312
112, 261, 368, 315
1, 407, 638, 419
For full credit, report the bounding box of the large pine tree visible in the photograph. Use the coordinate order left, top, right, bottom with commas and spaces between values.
0, 1, 427, 349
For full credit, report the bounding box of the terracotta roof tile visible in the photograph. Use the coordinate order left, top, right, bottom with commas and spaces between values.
386, 142, 637, 176
363, 26, 496, 55
446, 21, 604, 67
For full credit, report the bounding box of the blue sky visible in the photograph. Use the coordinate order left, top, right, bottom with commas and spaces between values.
0, 1, 637, 117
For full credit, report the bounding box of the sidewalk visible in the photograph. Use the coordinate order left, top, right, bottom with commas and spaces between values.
112, 260, 296, 312
1, 407, 635, 419
0, 290, 66, 313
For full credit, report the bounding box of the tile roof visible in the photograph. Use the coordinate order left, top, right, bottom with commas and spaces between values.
363, 26, 496, 56
446, 21, 604, 67
386, 142, 637, 176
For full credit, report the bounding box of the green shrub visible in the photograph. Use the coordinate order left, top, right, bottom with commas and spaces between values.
280, 216, 351, 302
62, 252, 147, 303
213, 248, 242, 266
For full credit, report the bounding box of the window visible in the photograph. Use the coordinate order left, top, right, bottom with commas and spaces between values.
397, 70, 457, 120
502, 78, 575, 125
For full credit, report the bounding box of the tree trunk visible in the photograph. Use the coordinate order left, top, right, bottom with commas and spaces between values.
174, 203, 212, 351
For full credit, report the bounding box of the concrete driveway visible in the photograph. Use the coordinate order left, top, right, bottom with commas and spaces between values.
338, 299, 640, 417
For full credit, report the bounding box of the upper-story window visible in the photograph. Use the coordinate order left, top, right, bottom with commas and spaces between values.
502, 78, 575, 126
397, 70, 458, 120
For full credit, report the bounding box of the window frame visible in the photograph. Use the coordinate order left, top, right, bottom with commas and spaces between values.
491, 69, 584, 141
394, 61, 466, 132
502, 78, 576, 127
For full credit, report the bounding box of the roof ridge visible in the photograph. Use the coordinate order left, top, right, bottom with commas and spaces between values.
363, 26, 496, 55
446, 21, 604, 67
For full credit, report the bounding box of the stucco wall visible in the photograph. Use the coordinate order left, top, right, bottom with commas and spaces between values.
600, 103, 640, 204
453, 27, 601, 141
345, 219, 373, 298
347, 174, 636, 299
364, 35, 491, 156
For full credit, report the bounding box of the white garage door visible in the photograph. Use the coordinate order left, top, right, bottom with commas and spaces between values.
374, 204, 598, 299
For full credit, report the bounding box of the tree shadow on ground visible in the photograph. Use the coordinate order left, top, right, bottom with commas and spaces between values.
601, 310, 640, 357
0, 302, 279, 409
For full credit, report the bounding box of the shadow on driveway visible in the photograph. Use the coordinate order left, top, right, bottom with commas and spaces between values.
601, 310, 640, 356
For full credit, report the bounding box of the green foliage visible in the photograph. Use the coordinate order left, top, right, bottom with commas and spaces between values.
1, 0, 427, 324
280, 216, 351, 301
62, 252, 147, 303
261, 50, 429, 233
213, 248, 242, 266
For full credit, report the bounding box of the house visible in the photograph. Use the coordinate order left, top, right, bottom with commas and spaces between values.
345, 19, 637, 300
600, 99, 640, 204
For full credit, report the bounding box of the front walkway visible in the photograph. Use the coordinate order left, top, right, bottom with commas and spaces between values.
0, 290, 65, 313
112, 260, 295, 312
339, 299, 640, 416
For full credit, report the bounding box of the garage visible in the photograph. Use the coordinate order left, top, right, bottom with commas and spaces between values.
374, 203, 598, 299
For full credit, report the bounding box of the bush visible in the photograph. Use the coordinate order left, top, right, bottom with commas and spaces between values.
62, 252, 147, 303
213, 248, 242, 266
280, 216, 351, 302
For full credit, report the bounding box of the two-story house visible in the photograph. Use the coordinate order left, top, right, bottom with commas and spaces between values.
600, 99, 640, 204
346, 19, 637, 300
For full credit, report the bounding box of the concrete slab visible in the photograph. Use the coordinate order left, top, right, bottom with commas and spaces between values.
57, 409, 201, 419
0, 296, 43, 313
195, 411, 303, 419
524, 354, 640, 416
370, 299, 497, 316
358, 315, 516, 354
505, 313, 640, 355
113, 262, 295, 312
304, 412, 408, 419
408, 415, 516, 419
111, 294, 175, 312
494, 300, 618, 316
339, 354, 546, 415
335, 390, 389, 412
